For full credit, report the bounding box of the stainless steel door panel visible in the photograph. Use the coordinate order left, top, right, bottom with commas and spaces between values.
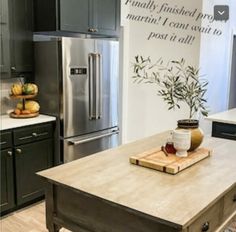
62, 37, 94, 138
63, 128, 119, 163
96, 40, 119, 130
62, 38, 119, 138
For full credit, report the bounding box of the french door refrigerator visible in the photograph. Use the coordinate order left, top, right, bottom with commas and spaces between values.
35, 37, 119, 163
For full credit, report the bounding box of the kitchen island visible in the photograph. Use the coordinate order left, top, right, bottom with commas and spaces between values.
206, 108, 236, 140
38, 131, 236, 232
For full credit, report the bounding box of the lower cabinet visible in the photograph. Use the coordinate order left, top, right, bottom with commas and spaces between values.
0, 149, 15, 212
15, 139, 53, 205
0, 122, 54, 215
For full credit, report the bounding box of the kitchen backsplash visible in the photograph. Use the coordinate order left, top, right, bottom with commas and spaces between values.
0, 78, 24, 115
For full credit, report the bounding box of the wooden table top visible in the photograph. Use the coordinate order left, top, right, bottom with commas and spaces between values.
38, 131, 236, 227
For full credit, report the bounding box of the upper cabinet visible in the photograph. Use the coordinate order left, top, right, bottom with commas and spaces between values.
10, 0, 34, 74
0, 0, 11, 76
34, 0, 120, 37
0, 0, 34, 78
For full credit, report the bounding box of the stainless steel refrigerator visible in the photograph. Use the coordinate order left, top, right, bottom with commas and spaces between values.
34, 37, 119, 163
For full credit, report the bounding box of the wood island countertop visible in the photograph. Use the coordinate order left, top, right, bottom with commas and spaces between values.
38, 131, 236, 230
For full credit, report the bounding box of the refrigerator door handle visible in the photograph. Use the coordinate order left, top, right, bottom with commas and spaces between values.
68, 130, 119, 145
95, 53, 102, 119
88, 53, 96, 120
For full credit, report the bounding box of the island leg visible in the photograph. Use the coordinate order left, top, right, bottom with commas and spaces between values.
45, 183, 61, 232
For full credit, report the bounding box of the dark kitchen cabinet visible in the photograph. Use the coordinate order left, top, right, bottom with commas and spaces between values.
34, 0, 120, 37
0, 0, 11, 76
92, 0, 120, 37
0, 0, 33, 78
15, 139, 53, 205
0, 148, 15, 213
9, 0, 34, 74
0, 131, 15, 213
0, 122, 54, 215
60, 0, 90, 34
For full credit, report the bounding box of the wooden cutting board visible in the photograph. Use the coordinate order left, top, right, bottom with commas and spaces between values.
130, 147, 212, 174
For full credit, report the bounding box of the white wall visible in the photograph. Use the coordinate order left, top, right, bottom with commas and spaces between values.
199, 0, 236, 133
121, 0, 203, 143
120, 0, 236, 143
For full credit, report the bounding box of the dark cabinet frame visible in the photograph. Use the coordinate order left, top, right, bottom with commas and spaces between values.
0, 0, 34, 78
0, 0, 11, 76
34, 0, 120, 37
0, 148, 15, 213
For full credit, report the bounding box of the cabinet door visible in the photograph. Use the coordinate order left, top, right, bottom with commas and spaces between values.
0, 149, 15, 213
60, 0, 90, 33
92, 0, 120, 37
10, 0, 33, 74
0, 0, 10, 76
15, 139, 53, 205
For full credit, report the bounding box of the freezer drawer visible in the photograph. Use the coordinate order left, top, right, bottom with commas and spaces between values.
63, 127, 119, 163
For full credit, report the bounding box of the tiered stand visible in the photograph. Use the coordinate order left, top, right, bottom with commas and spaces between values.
9, 94, 39, 118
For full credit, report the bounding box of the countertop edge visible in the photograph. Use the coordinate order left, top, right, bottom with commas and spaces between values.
205, 117, 236, 125
0, 114, 57, 131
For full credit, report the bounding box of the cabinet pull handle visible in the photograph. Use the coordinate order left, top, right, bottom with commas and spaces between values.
11, 67, 16, 71
16, 149, 22, 154
7, 151, 12, 157
19, 135, 33, 140
0, 141, 7, 145
233, 194, 236, 202
202, 222, 210, 231
221, 132, 236, 138
88, 28, 98, 32
32, 132, 48, 137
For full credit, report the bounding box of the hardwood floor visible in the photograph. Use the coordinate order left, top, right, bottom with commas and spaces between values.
0, 202, 70, 232
1, 201, 235, 232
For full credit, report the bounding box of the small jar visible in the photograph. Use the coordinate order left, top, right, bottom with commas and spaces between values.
165, 138, 176, 154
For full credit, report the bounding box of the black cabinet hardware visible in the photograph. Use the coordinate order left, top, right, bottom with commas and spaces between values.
202, 221, 210, 231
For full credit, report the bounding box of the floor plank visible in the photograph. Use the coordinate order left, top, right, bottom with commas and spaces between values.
0, 202, 70, 232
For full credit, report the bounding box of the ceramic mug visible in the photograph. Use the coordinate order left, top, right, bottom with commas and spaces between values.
172, 129, 191, 157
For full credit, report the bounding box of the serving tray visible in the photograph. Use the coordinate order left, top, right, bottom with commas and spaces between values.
130, 147, 212, 174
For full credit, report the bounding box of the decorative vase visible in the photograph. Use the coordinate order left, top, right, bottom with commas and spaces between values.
172, 129, 191, 157
177, 119, 204, 151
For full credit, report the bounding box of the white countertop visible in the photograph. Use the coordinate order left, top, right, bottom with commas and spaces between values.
206, 108, 236, 125
0, 114, 56, 131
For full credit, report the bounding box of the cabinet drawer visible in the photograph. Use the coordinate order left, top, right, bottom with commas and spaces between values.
14, 123, 53, 145
223, 185, 236, 220
212, 122, 236, 140
188, 201, 221, 232
0, 131, 12, 149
